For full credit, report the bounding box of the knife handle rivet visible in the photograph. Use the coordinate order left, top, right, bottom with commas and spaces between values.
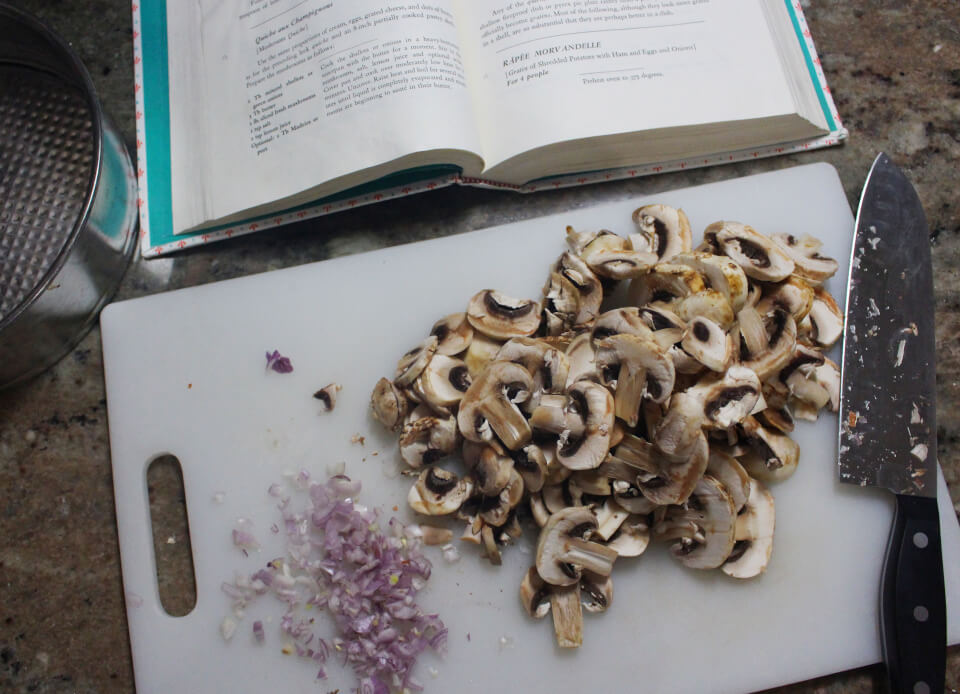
912, 605, 929, 622
913, 682, 930, 694
912, 531, 929, 548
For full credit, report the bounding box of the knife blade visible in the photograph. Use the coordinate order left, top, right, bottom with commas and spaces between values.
838, 152, 945, 694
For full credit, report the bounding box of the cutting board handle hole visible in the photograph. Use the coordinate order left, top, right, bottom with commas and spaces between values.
147, 454, 198, 617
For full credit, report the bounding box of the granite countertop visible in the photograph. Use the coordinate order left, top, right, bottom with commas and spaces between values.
1, 1, 958, 692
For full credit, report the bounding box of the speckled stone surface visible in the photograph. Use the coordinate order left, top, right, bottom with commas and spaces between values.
1, 1, 958, 692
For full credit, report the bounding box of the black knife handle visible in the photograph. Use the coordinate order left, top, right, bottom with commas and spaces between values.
880, 494, 946, 694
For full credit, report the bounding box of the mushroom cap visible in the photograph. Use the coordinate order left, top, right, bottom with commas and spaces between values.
429, 312, 474, 356
467, 289, 541, 339
704, 221, 795, 282
631, 204, 693, 262
656, 474, 737, 569
722, 477, 775, 578
536, 506, 617, 586
408, 467, 473, 515
556, 381, 615, 471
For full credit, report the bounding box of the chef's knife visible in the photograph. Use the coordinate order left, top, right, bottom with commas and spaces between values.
838, 153, 946, 694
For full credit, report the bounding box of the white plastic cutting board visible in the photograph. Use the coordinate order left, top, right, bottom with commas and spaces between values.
101, 163, 960, 694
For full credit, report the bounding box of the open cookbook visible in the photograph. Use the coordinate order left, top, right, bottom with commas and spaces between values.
132, 0, 846, 256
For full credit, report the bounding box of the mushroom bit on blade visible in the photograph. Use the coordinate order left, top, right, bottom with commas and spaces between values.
370, 204, 840, 647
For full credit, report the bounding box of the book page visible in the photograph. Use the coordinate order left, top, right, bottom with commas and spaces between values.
169, 0, 482, 232
453, 0, 802, 178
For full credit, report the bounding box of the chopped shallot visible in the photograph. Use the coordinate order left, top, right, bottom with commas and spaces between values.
221, 472, 446, 691
265, 350, 294, 373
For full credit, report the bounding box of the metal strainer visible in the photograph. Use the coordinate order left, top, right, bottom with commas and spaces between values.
0, 4, 138, 388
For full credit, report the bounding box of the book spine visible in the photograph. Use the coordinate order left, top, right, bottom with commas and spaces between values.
131, 0, 149, 256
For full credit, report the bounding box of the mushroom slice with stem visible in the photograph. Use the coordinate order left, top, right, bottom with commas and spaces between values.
593, 497, 629, 540
579, 570, 614, 613
678, 289, 735, 328
778, 343, 830, 412
550, 582, 584, 649
807, 286, 844, 348
703, 221, 795, 282
394, 335, 439, 387
653, 391, 706, 463
479, 469, 525, 527
556, 381, 616, 471
399, 405, 460, 467
520, 566, 552, 619
429, 312, 474, 356
536, 506, 619, 586
457, 360, 533, 450
654, 474, 737, 569
811, 357, 840, 413
739, 416, 800, 482
591, 307, 654, 343
569, 227, 657, 279
595, 333, 675, 427
672, 251, 749, 312
681, 315, 732, 372
467, 289, 541, 339
542, 271, 581, 336
408, 468, 473, 515
770, 232, 839, 285
722, 477, 775, 578
610, 480, 658, 514
472, 444, 515, 496
417, 354, 472, 411
554, 251, 604, 327
630, 204, 693, 262
737, 306, 797, 381
530, 393, 587, 441
370, 377, 411, 431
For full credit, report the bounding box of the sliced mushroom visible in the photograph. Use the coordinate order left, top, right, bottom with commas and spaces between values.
568, 226, 657, 279
690, 365, 762, 430
672, 251, 749, 312
736, 306, 797, 381
464, 332, 504, 378
770, 232, 839, 285
473, 444, 515, 495
496, 338, 570, 412
529, 492, 551, 527
542, 271, 582, 336
564, 332, 598, 387
678, 289, 735, 328
778, 343, 830, 411
596, 333, 675, 427
606, 515, 651, 557
511, 443, 549, 493
641, 430, 709, 506
681, 316, 732, 372
399, 405, 460, 467
556, 381, 616, 471
630, 204, 693, 262
811, 357, 840, 412
627, 263, 706, 309
481, 523, 502, 565
536, 506, 618, 586
457, 360, 533, 450
467, 290, 541, 339
520, 566, 552, 619
417, 355, 472, 411
807, 287, 844, 347
739, 416, 800, 482
550, 582, 583, 648
704, 221, 795, 282
593, 497, 629, 540
653, 391, 706, 463
591, 307, 654, 343
579, 571, 614, 613
755, 276, 815, 323
654, 474, 737, 569
479, 469, 525, 526
408, 467, 473, 515
551, 252, 604, 327
370, 377, 411, 431
705, 449, 751, 513
394, 336, 439, 387
722, 477, 775, 578
429, 312, 474, 355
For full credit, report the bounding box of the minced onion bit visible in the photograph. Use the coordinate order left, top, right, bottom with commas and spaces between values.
221, 472, 447, 693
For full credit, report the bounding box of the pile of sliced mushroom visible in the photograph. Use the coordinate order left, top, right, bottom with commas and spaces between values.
370, 206, 842, 648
